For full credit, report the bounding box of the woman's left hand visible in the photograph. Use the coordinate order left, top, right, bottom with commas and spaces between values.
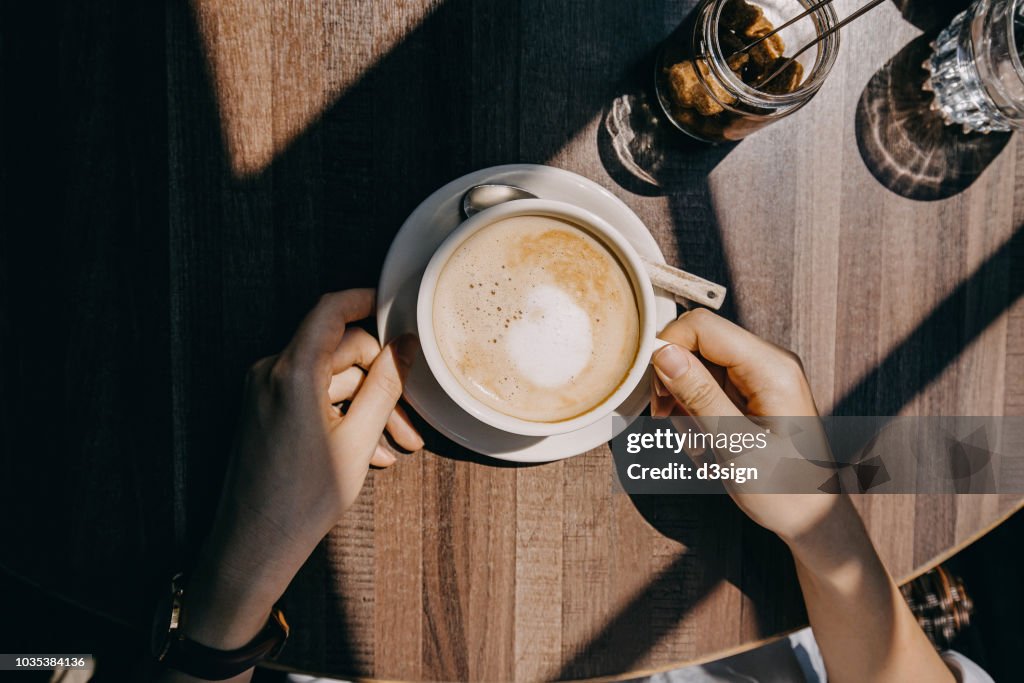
179, 289, 421, 653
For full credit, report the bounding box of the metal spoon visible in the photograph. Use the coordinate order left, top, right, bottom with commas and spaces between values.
461, 183, 537, 218
459, 183, 727, 310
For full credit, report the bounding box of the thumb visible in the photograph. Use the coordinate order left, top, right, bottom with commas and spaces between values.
337, 334, 417, 462
652, 344, 742, 418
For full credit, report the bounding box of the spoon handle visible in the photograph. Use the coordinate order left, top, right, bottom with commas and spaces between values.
642, 259, 727, 310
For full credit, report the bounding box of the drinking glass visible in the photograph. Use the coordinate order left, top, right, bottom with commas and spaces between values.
927, 0, 1024, 133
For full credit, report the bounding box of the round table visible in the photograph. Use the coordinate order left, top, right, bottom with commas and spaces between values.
2, 0, 1022, 680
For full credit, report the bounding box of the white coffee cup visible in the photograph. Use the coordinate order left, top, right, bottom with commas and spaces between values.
417, 199, 660, 437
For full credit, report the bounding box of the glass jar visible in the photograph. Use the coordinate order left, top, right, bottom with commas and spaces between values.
655, 0, 841, 143
927, 0, 1024, 133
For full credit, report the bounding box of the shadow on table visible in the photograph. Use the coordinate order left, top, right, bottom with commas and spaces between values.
832, 224, 1024, 416
598, 46, 738, 318
417, 416, 545, 469
162, 0, 738, 677
175, 0, 744, 675
554, 489, 803, 680
8, 0, 1021, 677
855, 33, 1011, 202
561, 15, 819, 678
891, 0, 968, 31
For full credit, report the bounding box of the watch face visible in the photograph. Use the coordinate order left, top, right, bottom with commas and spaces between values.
150, 589, 174, 659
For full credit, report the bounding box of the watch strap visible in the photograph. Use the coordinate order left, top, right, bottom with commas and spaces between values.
161, 607, 289, 680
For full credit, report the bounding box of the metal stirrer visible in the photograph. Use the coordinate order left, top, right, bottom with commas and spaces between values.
731, 0, 889, 89
737, 0, 838, 57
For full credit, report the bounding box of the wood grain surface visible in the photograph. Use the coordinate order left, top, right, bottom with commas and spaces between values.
1, 0, 1022, 680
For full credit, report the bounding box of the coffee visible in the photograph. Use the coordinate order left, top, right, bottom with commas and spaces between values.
432, 215, 641, 423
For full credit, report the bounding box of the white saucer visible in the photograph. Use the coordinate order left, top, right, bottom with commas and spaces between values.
377, 164, 677, 463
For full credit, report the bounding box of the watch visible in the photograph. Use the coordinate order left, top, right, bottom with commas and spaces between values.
151, 573, 289, 680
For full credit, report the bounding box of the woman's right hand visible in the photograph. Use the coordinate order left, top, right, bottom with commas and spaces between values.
651, 308, 818, 418
651, 309, 842, 544
652, 309, 958, 683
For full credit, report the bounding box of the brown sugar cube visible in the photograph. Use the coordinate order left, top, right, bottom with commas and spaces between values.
727, 51, 750, 73
742, 13, 775, 39
719, 27, 746, 54
699, 109, 732, 140
718, 29, 749, 73
697, 116, 728, 140
667, 60, 703, 108
673, 108, 700, 129
667, 60, 735, 116
677, 107, 727, 140
722, 0, 763, 33
695, 60, 737, 115
759, 57, 804, 94
748, 31, 786, 72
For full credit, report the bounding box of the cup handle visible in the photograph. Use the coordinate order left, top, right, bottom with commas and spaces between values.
649, 337, 672, 361
642, 258, 727, 310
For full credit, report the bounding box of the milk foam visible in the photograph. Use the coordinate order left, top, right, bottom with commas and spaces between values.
432, 215, 640, 423
504, 285, 593, 388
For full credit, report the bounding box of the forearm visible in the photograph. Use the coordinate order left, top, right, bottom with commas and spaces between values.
153, 569, 274, 683
153, 564, 274, 683
786, 497, 954, 683
154, 511, 295, 683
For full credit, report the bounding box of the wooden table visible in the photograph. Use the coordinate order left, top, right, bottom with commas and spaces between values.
1, 0, 1022, 680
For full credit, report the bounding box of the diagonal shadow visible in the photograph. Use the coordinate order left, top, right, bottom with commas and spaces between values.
164, 0, 744, 677
597, 44, 738, 317
5, 0, 1017, 679
562, 226, 1024, 676
555, 554, 721, 680
833, 226, 1024, 416
553, 492, 802, 680
172, 0, 747, 677
891, 0, 967, 31
587, 0, 1021, 669
553, 493, 733, 681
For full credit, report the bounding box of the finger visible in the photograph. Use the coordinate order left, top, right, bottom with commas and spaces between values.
653, 344, 742, 418
385, 403, 424, 451
370, 443, 398, 468
331, 326, 381, 374
652, 392, 675, 418
658, 308, 769, 371
650, 377, 659, 417
335, 334, 418, 462
651, 373, 679, 417
653, 374, 670, 397
287, 289, 376, 367
328, 366, 366, 403
245, 355, 277, 388
703, 358, 727, 388
723, 378, 749, 412
329, 370, 421, 450
650, 375, 673, 418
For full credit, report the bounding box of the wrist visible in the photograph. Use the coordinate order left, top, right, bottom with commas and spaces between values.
152, 572, 290, 681
181, 565, 279, 650
181, 530, 291, 650
180, 504, 314, 649
176, 489, 324, 650
783, 496, 878, 577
